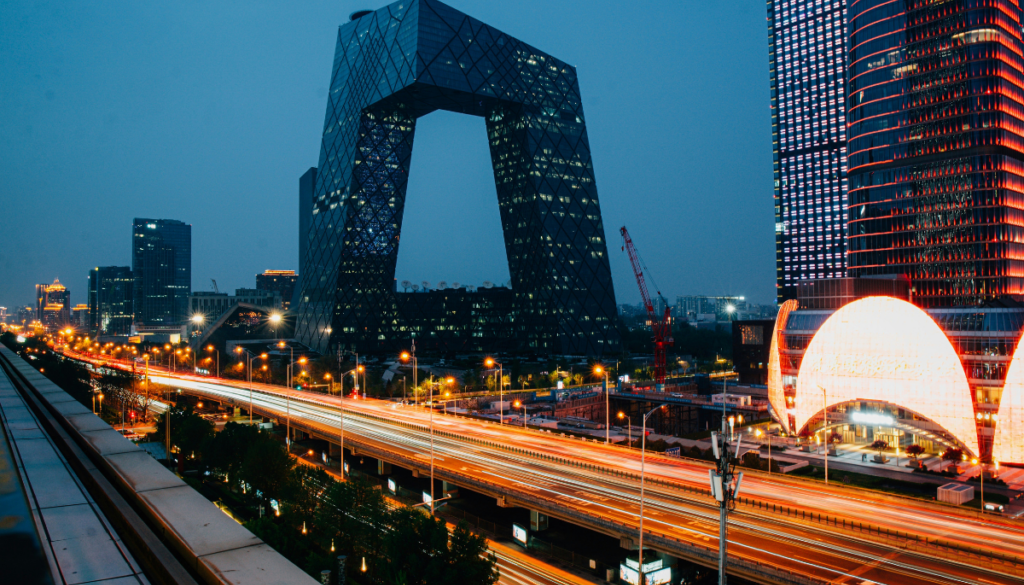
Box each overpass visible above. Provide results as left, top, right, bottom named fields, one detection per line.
left=63, top=348, right=1024, bottom=585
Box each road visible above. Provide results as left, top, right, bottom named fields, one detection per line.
left=72, top=351, right=1024, bottom=585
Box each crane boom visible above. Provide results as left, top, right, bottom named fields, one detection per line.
left=620, top=226, right=673, bottom=389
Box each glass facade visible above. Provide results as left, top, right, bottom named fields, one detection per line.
left=132, top=218, right=191, bottom=326
left=847, top=1, right=1024, bottom=307
left=88, top=266, right=133, bottom=336
left=767, top=0, right=850, bottom=303
left=295, top=0, right=620, bottom=356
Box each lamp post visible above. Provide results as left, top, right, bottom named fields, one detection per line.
left=617, top=412, right=632, bottom=447
left=205, top=345, right=219, bottom=378
left=756, top=427, right=773, bottom=475
left=513, top=400, right=526, bottom=427
left=190, top=314, right=204, bottom=352
left=337, top=365, right=363, bottom=478
left=637, top=404, right=665, bottom=585
left=485, top=357, right=503, bottom=424
left=972, top=458, right=985, bottom=511
left=400, top=350, right=417, bottom=406
left=235, top=347, right=268, bottom=424
left=818, top=385, right=828, bottom=485
left=595, top=365, right=609, bottom=444
left=269, top=313, right=282, bottom=340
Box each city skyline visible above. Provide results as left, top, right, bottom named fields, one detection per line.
left=0, top=0, right=775, bottom=312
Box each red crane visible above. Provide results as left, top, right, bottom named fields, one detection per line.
left=620, top=226, right=674, bottom=389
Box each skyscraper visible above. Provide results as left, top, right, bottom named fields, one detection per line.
left=89, top=266, right=134, bottom=336
left=132, top=219, right=191, bottom=325
left=38, top=279, right=71, bottom=330
left=297, top=167, right=315, bottom=310
left=767, top=0, right=849, bottom=303
left=294, top=0, right=620, bottom=356
left=847, top=1, right=1024, bottom=307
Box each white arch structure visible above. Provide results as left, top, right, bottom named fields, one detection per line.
left=792, top=297, right=979, bottom=457
left=994, top=341, right=1024, bottom=463
left=767, top=299, right=799, bottom=433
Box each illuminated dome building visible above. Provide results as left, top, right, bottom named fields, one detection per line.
left=768, top=294, right=1024, bottom=462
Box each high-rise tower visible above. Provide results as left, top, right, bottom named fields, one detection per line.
left=767, top=0, right=849, bottom=303
left=847, top=1, right=1024, bottom=307
left=294, top=0, right=620, bottom=355
left=132, top=219, right=191, bottom=325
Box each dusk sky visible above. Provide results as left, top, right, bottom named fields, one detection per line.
left=0, top=0, right=773, bottom=312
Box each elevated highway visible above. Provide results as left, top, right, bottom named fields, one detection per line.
left=68, top=349, right=1024, bottom=585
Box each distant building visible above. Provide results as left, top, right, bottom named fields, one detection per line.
left=132, top=218, right=191, bottom=325
left=676, top=295, right=746, bottom=322
left=37, top=279, right=71, bottom=330
left=256, top=270, right=298, bottom=311
left=732, top=319, right=774, bottom=385
left=71, top=304, right=90, bottom=329
left=190, top=289, right=282, bottom=324
left=89, top=266, right=134, bottom=336
left=297, top=167, right=315, bottom=308
left=15, top=306, right=34, bottom=326
left=0, top=307, right=6, bottom=324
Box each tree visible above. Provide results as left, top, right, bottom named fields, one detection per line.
left=941, top=447, right=964, bottom=463
left=905, top=444, right=925, bottom=461
left=870, top=439, right=888, bottom=459
left=571, top=373, right=583, bottom=386
left=155, top=404, right=213, bottom=472
left=205, top=422, right=261, bottom=483
left=240, top=432, right=294, bottom=504
left=381, top=511, right=497, bottom=585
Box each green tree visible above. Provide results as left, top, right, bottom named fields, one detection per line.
left=240, top=432, right=294, bottom=504
left=381, top=511, right=497, bottom=585
left=205, top=421, right=261, bottom=483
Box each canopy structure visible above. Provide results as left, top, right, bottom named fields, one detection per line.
left=994, top=341, right=1024, bottom=463
left=767, top=299, right=798, bottom=433
left=792, top=297, right=979, bottom=456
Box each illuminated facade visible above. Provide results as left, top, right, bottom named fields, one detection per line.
left=37, top=279, right=71, bottom=330
left=767, top=0, right=849, bottom=303
left=769, top=296, right=1024, bottom=461
left=846, top=1, right=1024, bottom=307
left=255, top=270, right=298, bottom=311
left=295, top=0, right=619, bottom=356
left=996, top=341, right=1024, bottom=463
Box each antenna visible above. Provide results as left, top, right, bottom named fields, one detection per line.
left=401, top=280, right=411, bottom=292
left=437, top=281, right=448, bottom=289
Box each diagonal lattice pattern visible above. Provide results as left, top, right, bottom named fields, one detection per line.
left=294, top=0, right=620, bottom=356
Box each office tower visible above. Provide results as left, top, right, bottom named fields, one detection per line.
left=256, top=270, right=297, bottom=311
left=847, top=1, right=1024, bottom=307
left=294, top=0, right=620, bottom=355
left=132, top=219, right=191, bottom=325
left=767, top=0, right=849, bottom=303
left=0, top=307, right=6, bottom=324
left=89, top=266, right=134, bottom=336
left=297, top=166, right=315, bottom=309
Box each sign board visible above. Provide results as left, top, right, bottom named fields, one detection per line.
left=664, top=446, right=681, bottom=457
left=556, top=381, right=564, bottom=389
left=422, top=491, right=432, bottom=505
left=128, top=336, right=142, bottom=344
left=619, top=563, right=671, bottom=585
left=512, top=524, right=528, bottom=546
left=388, top=478, right=396, bottom=494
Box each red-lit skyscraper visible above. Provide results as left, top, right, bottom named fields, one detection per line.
left=847, top=0, right=1024, bottom=307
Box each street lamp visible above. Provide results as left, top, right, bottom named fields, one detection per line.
left=205, top=345, right=219, bottom=377
left=485, top=357, right=503, bottom=424
left=972, top=458, right=985, bottom=511
left=400, top=350, right=417, bottom=406
left=618, top=411, right=631, bottom=447
left=595, top=365, right=609, bottom=444
left=513, top=400, right=526, bottom=427
left=755, top=427, right=772, bottom=475
left=637, top=404, right=666, bottom=585
left=269, top=313, right=282, bottom=339
left=235, top=347, right=268, bottom=424
left=336, top=364, right=363, bottom=478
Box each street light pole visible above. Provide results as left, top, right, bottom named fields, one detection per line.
left=820, top=385, right=828, bottom=486
left=430, top=377, right=435, bottom=515
left=637, top=405, right=664, bottom=585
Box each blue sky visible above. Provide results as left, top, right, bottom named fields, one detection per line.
left=0, top=0, right=774, bottom=311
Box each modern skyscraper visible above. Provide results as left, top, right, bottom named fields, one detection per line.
left=256, top=270, right=297, bottom=311
left=297, top=167, right=315, bottom=309
left=294, top=0, right=620, bottom=356
left=89, top=266, right=134, bottom=336
left=132, top=219, right=191, bottom=325
left=767, top=0, right=849, bottom=303
left=847, top=1, right=1024, bottom=307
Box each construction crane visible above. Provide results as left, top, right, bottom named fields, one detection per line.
left=620, top=226, right=674, bottom=390
left=210, top=279, right=219, bottom=294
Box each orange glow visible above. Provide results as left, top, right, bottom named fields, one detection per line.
left=994, top=338, right=1024, bottom=464
left=767, top=299, right=798, bottom=433
left=794, top=297, right=979, bottom=456
left=400, top=351, right=410, bottom=361
left=484, top=357, right=495, bottom=367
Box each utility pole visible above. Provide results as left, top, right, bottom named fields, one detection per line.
left=709, top=384, right=743, bottom=585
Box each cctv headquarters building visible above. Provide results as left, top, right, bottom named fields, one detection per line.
left=294, top=0, right=620, bottom=357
